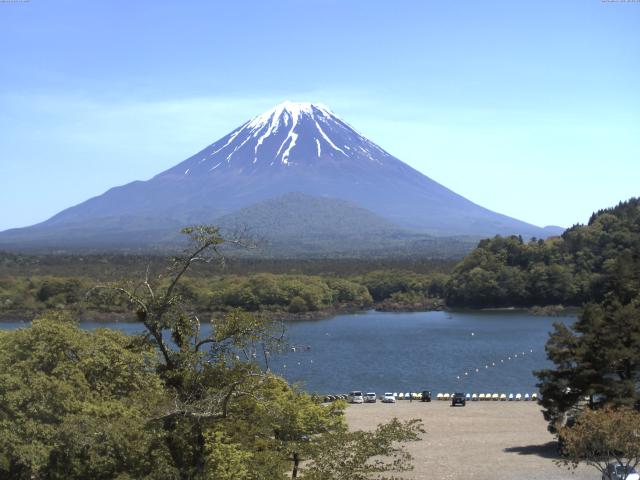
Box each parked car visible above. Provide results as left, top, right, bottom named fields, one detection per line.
left=348, top=391, right=364, bottom=404
left=421, top=390, right=432, bottom=402
left=602, top=463, right=639, bottom=480
left=451, top=392, right=466, bottom=407
left=383, top=392, right=396, bottom=403
left=364, top=392, right=377, bottom=403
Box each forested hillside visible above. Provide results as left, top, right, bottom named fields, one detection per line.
left=445, top=198, right=640, bottom=308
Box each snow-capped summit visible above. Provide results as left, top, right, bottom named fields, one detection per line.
left=245, top=101, right=335, bottom=130
left=0, top=101, right=564, bottom=250
left=167, top=101, right=389, bottom=174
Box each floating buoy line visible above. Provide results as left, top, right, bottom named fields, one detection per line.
left=455, top=348, right=535, bottom=382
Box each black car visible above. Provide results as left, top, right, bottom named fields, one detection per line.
left=451, top=392, right=466, bottom=406
left=421, top=390, right=432, bottom=402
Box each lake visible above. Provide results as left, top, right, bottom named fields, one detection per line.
left=1, top=310, right=573, bottom=395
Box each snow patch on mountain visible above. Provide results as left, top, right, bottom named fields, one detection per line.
left=190, top=101, right=390, bottom=169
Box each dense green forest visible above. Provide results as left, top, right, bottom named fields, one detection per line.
left=445, top=198, right=640, bottom=308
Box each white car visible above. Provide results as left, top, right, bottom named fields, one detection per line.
left=382, top=392, right=396, bottom=403
left=348, top=391, right=364, bottom=404
left=364, top=392, right=377, bottom=403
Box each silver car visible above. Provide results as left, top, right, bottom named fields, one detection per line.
left=364, top=392, right=377, bottom=403
left=347, top=391, right=364, bottom=404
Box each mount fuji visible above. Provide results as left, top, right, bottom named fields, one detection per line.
left=0, top=101, right=562, bottom=253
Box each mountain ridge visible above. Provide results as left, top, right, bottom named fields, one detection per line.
left=0, top=101, right=563, bottom=253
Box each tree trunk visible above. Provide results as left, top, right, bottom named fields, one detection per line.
left=292, top=452, right=300, bottom=478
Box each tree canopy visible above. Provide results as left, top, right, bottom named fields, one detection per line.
left=557, top=406, right=640, bottom=479
left=445, top=198, right=640, bottom=308
left=535, top=296, right=640, bottom=431
left=0, top=312, right=173, bottom=479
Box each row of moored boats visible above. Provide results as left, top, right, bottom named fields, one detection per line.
left=435, top=392, right=537, bottom=401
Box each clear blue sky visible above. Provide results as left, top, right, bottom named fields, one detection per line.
left=1, top=0, right=638, bottom=231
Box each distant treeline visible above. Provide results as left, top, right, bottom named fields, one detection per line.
left=0, top=252, right=455, bottom=278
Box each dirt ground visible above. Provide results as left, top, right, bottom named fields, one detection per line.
left=345, top=401, right=596, bottom=480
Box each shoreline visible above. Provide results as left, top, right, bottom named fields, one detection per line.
left=0, top=302, right=579, bottom=323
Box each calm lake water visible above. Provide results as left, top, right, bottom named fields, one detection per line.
left=1, top=310, right=573, bottom=395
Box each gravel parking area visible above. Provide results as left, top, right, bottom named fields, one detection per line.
left=345, top=401, right=595, bottom=480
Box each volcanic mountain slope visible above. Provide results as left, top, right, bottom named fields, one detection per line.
left=213, top=193, right=478, bottom=258
left=0, top=101, right=562, bottom=251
